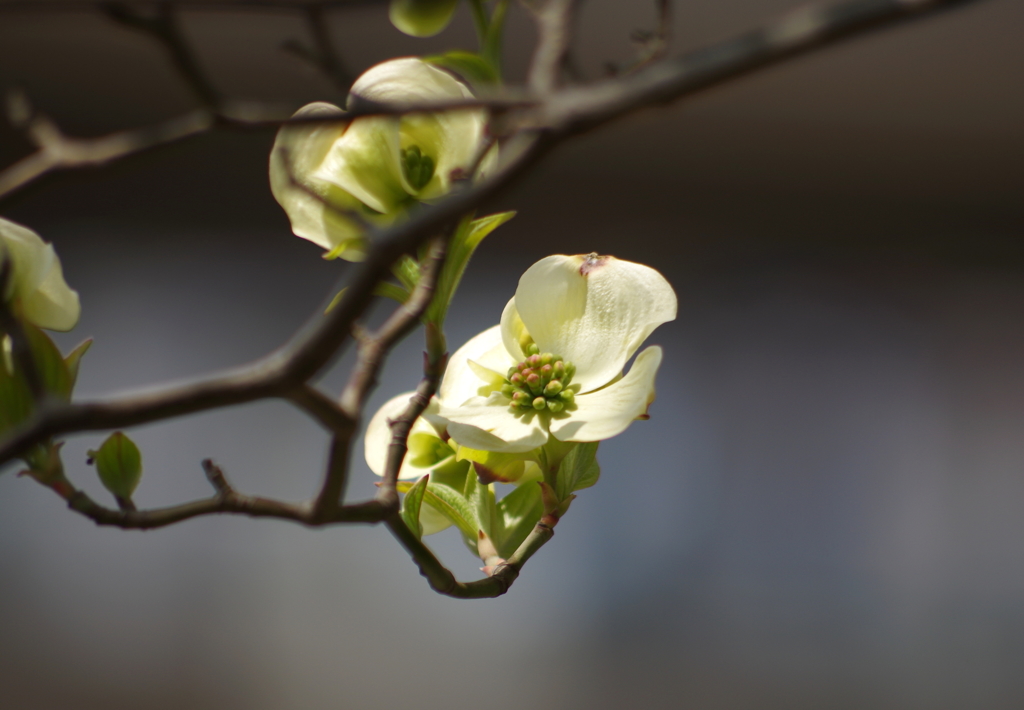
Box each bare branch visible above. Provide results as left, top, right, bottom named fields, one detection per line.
left=282, top=4, right=352, bottom=93
left=385, top=509, right=558, bottom=599
left=102, top=1, right=221, bottom=109
left=0, top=102, right=214, bottom=202
left=526, top=0, right=580, bottom=94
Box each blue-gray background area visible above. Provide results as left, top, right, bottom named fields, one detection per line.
left=2, top=0, right=1024, bottom=708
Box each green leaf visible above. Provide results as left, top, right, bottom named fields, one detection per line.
left=0, top=355, right=32, bottom=436
left=398, top=480, right=478, bottom=541
left=400, top=474, right=429, bottom=539
left=496, top=481, right=543, bottom=558
left=424, top=51, right=499, bottom=88
left=23, top=324, right=72, bottom=400
left=64, top=338, right=93, bottom=391
left=555, top=441, right=601, bottom=502
left=426, top=210, right=516, bottom=326
left=468, top=474, right=499, bottom=542
left=89, top=431, right=143, bottom=500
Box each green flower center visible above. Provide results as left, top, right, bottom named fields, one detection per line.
left=401, top=145, right=435, bottom=191
left=407, top=432, right=454, bottom=468
left=501, top=343, right=579, bottom=413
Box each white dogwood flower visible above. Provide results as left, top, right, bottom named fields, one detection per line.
left=0, top=217, right=80, bottom=331
left=364, top=392, right=462, bottom=535
left=270, top=57, right=493, bottom=261
left=437, top=254, right=677, bottom=453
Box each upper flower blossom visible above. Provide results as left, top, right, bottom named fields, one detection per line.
left=0, top=217, right=80, bottom=331
left=270, top=57, right=494, bottom=261
left=437, top=254, right=677, bottom=453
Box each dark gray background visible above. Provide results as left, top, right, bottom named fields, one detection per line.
left=2, top=0, right=1024, bottom=708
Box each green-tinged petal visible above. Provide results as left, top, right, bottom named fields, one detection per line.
left=549, top=346, right=663, bottom=443
left=0, top=217, right=80, bottom=331
left=350, top=56, right=472, bottom=107
left=389, top=0, right=460, bottom=37
left=455, top=446, right=527, bottom=484
left=364, top=392, right=448, bottom=480
left=312, top=116, right=408, bottom=214
left=439, top=325, right=514, bottom=407
left=269, top=102, right=370, bottom=257
left=441, top=392, right=549, bottom=453
left=499, top=297, right=528, bottom=362
left=513, top=254, right=677, bottom=393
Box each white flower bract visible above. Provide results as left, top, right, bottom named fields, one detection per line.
left=364, top=392, right=456, bottom=535
left=437, top=254, right=677, bottom=453
left=270, top=57, right=494, bottom=261
left=0, top=217, right=80, bottom=332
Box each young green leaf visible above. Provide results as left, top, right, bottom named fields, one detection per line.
left=426, top=210, right=516, bottom=326
left=400, top=474, right=430, bottom=539
left=63, top=338, right=93, bottom=391
left=424, top=51, right=500, bottom=88
left=398, top=480, right=478, bottom=540
left=89, top=431, right=143, bottom=501
left=496, top=481, right=543, bottom=558
left=555, top=441, right=601, bottom=502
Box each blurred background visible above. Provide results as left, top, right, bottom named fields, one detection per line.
left=2, top=0, right=1024, bottom=707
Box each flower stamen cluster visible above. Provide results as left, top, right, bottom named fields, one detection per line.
left=401, top=145, right=435, bottom=191
left=501, top=344, right=578, bottom=413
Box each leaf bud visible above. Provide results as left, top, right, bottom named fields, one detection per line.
left=88, top=431, right=143, bottom=501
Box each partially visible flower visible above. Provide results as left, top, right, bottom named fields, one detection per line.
left=364, top=392, right=463, bottom=535
left=389, top=0, right=460, bottom=37
left=0, top=217, right=80, bottom=331
left=270, top=57, right=494, bottom=261
left=437, top=253, right=677, bottom=453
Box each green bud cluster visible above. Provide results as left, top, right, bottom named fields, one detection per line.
left=501, top=343, right=578, bottom=414
left=401, top=145, right=436, bottom=191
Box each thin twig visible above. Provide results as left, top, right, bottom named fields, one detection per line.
left=385, top=509, right=557, bottom=598
left=102, top=1, right=221, bottom=109
left=0, top=104, right=214, bottom=202
left=526, top=0, right=579, bottom=94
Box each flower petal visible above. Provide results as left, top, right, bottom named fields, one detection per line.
left=440, top=393, right=549, bottom=453
left=312, top=116, right=409, bottom=214
left=549, top=346, right=663, bottom=443
left=269, top=102, right=370, bottom=257
left=513, top=254, right=677, bottom=393
left=349, top=58, right=484, bottom=202
left=499, top=297, right=527, bottom=362
left=0, top=217, right=80, bottom=331
left=439, top=325, right=514, bottom=407
left=364, top=392, right=445, bottom=480
left=350, top=57, right=472, bottom=105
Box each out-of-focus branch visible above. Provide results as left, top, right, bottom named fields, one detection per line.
left=281, top=4, right=352, bottom=93
left=526, top=0, right=579, bottom=94
left=0, top=97, right=214, bottom=202
left=102, top=1, right=221, bottom=108
left=631, top=0, right=673, bottom=70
